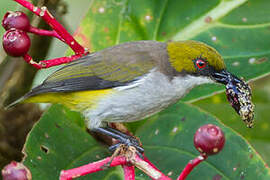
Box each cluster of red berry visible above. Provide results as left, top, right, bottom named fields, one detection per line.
left=2, top=3, right=87, bottom=70
left=2, top=11, right=31, bottom=57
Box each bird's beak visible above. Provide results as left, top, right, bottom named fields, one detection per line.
left=212, top=69, right=242, bottom=86
left=211, top=69, right=255, bottom=128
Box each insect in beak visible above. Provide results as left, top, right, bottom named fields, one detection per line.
left=212, top=70, right=255, bottom=128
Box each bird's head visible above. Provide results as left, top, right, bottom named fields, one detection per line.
left=167, top=40, right=237, bottom=86
left=167, top=40, right=254, bottom=128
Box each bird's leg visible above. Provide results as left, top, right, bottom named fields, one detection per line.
left=92, top=127, right=144, bottom=158
left=101, top=144, right=125, bottom=169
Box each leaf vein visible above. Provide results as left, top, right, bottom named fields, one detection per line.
left=216, top=22, right=270, bottom=29
left=171, top=0, right=247, bottom=40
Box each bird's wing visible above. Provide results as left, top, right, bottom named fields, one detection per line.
left=27, top=43, right=158, bottom=97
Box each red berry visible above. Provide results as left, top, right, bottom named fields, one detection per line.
left=2, top=11, right=30, bottom=31
left=194, top=124, right=225, bottom=156
left=3, top=29, right=31, bottom=57
left=2, top=161, right=32, bottom=180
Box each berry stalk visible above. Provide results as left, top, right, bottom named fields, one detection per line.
left=28, top=26, right=63, bottom=40
left=23, top=53, right=85, bottom=69
left=177, top=155, right=206, bottom=180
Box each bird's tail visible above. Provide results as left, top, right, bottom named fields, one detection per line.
left=5, top=96, right=25, bottom=110
left=4, top=83, right=62, bottom=109
left=5, top=89, right=113, bottom=111
left=4, top=92, right=36, bottom=110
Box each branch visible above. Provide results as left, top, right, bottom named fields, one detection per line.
left=59, top=154, right=171, bottom=180
left=122, top=165, right=135, bottom=180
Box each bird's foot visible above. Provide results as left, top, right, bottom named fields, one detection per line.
left=102, top=144, right=139, bottom=169
left=93, top=127, right=144, bottom=160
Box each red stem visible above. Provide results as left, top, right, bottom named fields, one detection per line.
left=23, top=53, right=85, bottom=69
left=60, top=156, right=127, bottom=180
left=28, top=26, right=63, bottom=41
left=122, top=165, right=135, bottom=180
left=13, top=0, right=86, bottom=55
left=177, top=155, right=206, bottom=180
left=59, top=154, right=171, bottom=180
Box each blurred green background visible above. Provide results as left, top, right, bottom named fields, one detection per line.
left=0, top=0, right=269, bottom=174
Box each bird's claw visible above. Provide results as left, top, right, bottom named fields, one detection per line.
left=109, top=136, right=144, bottom=159
left=93, top=127, right=144, bottom=160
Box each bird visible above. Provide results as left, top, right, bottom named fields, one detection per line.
left=8, top=40, right=247, bottom=154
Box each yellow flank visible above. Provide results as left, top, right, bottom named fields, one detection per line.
left=167, top=41, right=225, bottom=73
left=24, top=89, right=114, bottom=111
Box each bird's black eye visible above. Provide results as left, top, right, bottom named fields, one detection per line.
left=195, top=59, right=207, bottom=69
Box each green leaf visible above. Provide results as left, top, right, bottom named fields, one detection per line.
left=23, top=103, right=270, bottom=179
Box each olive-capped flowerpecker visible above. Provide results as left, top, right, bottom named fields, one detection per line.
left=9, top=40, right=253, bottom=153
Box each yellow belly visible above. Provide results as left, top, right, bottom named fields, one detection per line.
left=24, top=89, right=114, bottom=111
